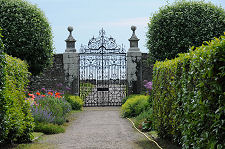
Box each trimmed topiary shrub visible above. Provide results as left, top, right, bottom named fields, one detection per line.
left=64, top=94, right=84, bottom=110
left=152, top=34, right=225, bottom=148
left=121, top=95, right=150, bottom=118
left=0, top=54, right=34, bottom=143
left=0, top=0, right=54, bottom=75
left=147, top=0, right=225, bottom=63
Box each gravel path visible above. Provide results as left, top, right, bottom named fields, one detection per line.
left=40, top=107, right=158, bottom=149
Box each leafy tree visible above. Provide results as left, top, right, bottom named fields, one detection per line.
left=0, top=0, right=54, bottom=75
left=147, top=0, right=225, bottom=63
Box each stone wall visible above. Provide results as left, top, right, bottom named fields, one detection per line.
left=29, top=54, right=67, bottom=92
left=129, top=53, right=153, bottom=94
left=142, top=53, right=153, bottom=82
left=29, top=53, right=153, bottom=94
left=29, top=26, right=153, bottom=96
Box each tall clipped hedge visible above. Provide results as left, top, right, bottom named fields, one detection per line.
left=0, top=0, right=53, bottom=75
left=0, top=28, right=4, bottom=96
left=0, top=30, right=5, bottom=133
left=0, top=54, right=34, bottom=143
left=152, top=35, right=225, bottom=148
left=147, top=0, right=225, bottom=63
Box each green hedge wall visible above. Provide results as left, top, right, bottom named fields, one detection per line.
left=0, top=28, right=5, bottom=101
left=0, top=54, right=34, bottom=143
left=0, top=28, right=7, bottom=143
left=152, top=35, right=225, bottom=148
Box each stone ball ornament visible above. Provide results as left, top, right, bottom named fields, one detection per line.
left=131, top=26, right=137, bottom=31
left=68, top=26, right=73, bottom=32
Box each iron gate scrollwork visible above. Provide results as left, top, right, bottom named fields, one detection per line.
left=79, top=29, right=127, bottom=106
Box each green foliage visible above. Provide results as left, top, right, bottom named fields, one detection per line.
left=147, top=0, right=225, bottom=63
left=152, top=35, right=225, bottom=148
left=0, top=54, right=34, bottom=143
left=0, top=28, right=5, bottom=112
left=64, top=94, right=84, bottom=110
left=121, top=94, right=138, bottom=104
left=0, top=28, right=6, bottom=143
left=0, top=0, right=54, bottom=75
left=121, top=95, right=150, bottom=118
left=34, top=123, right=65, bottom=134
left=133, top=108, right=153, bottom=132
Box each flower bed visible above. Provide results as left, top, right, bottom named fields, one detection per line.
left=26, top=89, right=72, bottom=125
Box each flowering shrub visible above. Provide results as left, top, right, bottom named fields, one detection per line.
left=143, top=80, right=152, bottom=95
left=26, top=89, right=72, bottom=125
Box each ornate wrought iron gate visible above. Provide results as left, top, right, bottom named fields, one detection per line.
left=79, top=29, right=127, bottom=106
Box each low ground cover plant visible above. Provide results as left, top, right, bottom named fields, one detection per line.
left=34, top=122, right=65, bottom=134
left=134, top=108, right=153, bottom=132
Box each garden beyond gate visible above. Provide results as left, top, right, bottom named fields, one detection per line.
left=79, top=29, right=127, bottom=106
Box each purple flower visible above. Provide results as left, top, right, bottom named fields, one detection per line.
left=48, top=89, right=53, bottom=92
left=66, top=87, right=71, bottom=90
left=143, top=80, right=152, bottom=95
left=57, top=83, right=63, bottom=87
left=144, top=81, right=152, bottom=90
left=31, top=106, right=55, bottom=123
left=143, top=80, right=148, bottom=84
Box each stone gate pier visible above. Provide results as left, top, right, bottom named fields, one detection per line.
left=29, top=26, right=153, bottom=98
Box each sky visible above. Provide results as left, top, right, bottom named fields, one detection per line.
left=27, top=0, right=225, bottom=54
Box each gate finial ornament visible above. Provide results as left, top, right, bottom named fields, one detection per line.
left=65, top=26, right=76, bottom=52
left=80, top=28, right=125, bottom=53
left=99, top=28, right=105, bottom=37
left=128, top=25, right=140, bottom=51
